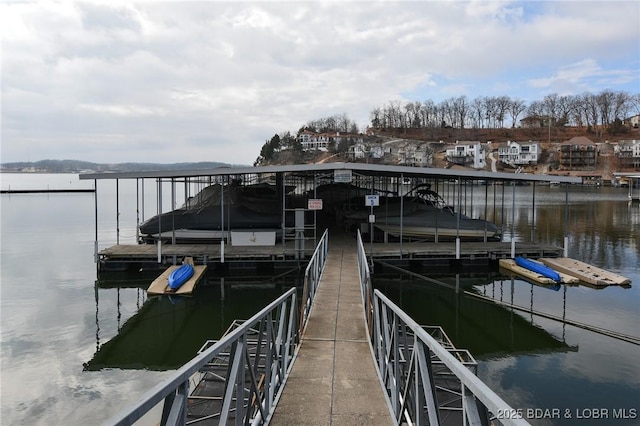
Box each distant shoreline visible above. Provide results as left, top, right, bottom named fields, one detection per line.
left=1, top=188, right=96, bottom=194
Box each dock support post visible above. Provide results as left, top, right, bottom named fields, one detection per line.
left=510, top=181, right=516, bottom=259
left=136, top=179, right=140, bottom=243
left=93, top=179, right=99, bottom=267
left=116, top=179, right=120, bottom=245
left=157, top=179, right=162, bottom=262
left=563, top=183, right=569, bottom=258
left=221, top=239, right=225, bottom=263
left=530, top=182, right=537, bottom=242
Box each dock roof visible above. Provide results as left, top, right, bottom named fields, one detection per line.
left=79, top=162, right=581, bottom=184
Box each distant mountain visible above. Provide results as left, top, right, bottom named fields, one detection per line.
left=0, top=159, right=239, bottom=173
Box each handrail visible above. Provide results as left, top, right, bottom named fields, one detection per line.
left=104, top=288, right=299, bottom=426
left=299, top=228, right=329, bottom=334
left=355, top=229, right=528, bottom=425
left=356, top=229, right=375, bottom=338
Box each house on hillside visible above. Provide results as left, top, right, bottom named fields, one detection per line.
left=397, top=143, right=433, bottom=167
left=298, top=130, right=330, bottom=151
left=410, top=144, right=433, bottom=167
left=559, top=136, right=597, bottom=169
left=622, top=114, right=640, bottom=129
left=615, top=140, right=640, bottom=169
left=297, top=130, right=364, bottom=152
left=497, top=141, right=540, bottom=166
left=520, top=115, right=546, bottom=128
left=445, top=141, right=485, bottom=169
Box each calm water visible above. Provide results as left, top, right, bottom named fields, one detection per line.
left=1, top=173, right=639, bottom=425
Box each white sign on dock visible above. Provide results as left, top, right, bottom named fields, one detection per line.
left=334, top=169, right=352, bottom=183
left=365, top=194, right=380, bottom=206
left=308, top=199, right=323, bottom=210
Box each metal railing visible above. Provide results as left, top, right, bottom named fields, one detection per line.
left=355, top=230, right=528, bottom=426
left=104, top=288, right=299, bottom=426
left=299, top=228, right=329, bottom=334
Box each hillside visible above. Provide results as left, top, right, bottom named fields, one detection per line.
left=299, top=126, right=640, bottom=181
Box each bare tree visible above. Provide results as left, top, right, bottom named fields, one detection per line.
left=613, top=91, right=631, bottom=123
left=452, top=95, right=469, bottom=128
left=483, top=97, right=499, bottom=128
left=421, top=100, right=437, bottom=128
left=542, top=93, right=560, bottom=122
left=469, top=97, right=485, bottom=128
left=495, top=96, right=511, bottom=128
left=556, top=95, right=576, bottom=126
left=508, top=98, right=526, bottom=127
left=597, top=90, right=616, bottom=129
left=370, top=107, right=382, bottom=128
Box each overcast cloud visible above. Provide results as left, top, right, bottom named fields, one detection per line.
left=2, top=1, right=639, bottom=165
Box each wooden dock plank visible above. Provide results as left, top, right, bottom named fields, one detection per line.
left=540, top=257, right=631, bottom=286
left=147, top=264, right=207, bottom=296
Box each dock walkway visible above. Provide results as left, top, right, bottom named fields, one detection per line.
left=270, top=237, right=393, bottom=425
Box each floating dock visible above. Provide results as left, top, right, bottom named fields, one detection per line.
left=147, top=258, right=207, bottom=296
left=539, top=257, right=631, bottom=286
left=499, top=259, right=579, bottom=285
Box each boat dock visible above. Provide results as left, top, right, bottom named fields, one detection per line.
left=97, top=240, right=566, bottom=272
left=540, top=257, right=631, bottom=286
left=269, top=238, right=393, bottom=425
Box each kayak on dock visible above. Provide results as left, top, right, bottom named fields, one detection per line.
left=514, top=256, right=562, bottom=283
left=168, top=263, right=195, bottom=291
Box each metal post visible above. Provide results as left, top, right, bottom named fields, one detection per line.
left=511, top=181, right=516, bottom=258
left=563, top=183, right=569, bottom=257
left=136, top=178, right=140, bottom=243
left=171, top=178, right=176, bottom=246
left=116, top=179, right=120, bottom=245
left=484, top=182, right=489, bottom=242
left=314, top=172, right=317, bottom=244
left=94, top=179, right=98, bottom=267
left=221, top=175, right=225, bottom=263
left=456, top=178, right=461, bottom=259
left=370, top=176, right=374, bottom=256
left=157, top=179, right=162, bottom=263
left=531, top=181, right=536, bottom=242
left=400, top=173, right=404, bottom=256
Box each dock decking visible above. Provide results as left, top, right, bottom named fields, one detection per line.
left=97, top=240, right=565, bottom=271
left=269, top=239, right=393, bottom=425
left=146, top=263, right=207, bottom=295
left=539, top=257, right=631, bottom=286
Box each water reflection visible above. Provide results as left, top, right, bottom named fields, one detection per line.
left=374, top=273, right=576, bottom=358
left=86, top=275, right=297, bottom=371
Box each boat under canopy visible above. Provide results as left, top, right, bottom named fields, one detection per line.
left=343, top=184, right=501, bottom=241
left=138, top=181, right=294, bottom=243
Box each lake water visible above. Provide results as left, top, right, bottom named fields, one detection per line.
left=1, top=173, right=638, bottom=425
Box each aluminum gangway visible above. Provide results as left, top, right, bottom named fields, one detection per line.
left=356, top=230, right=528, bottom=425
left=103, top=228, right=526, bottom=425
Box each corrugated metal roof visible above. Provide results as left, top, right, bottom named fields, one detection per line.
left=79, top=162, right=582, bottom=183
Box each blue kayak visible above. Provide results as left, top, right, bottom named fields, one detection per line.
left=514, top=256, right=561, bottom=283
left=168, top=263, right=195, bottom=290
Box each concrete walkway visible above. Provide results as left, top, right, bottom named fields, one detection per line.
left=270, top=240, right=393, bottom=425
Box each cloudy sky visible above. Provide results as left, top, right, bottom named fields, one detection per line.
left=2, top=1, right=639, bottom=166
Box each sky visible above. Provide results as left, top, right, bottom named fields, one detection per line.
left=2, top=1, right=639, bottom=166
